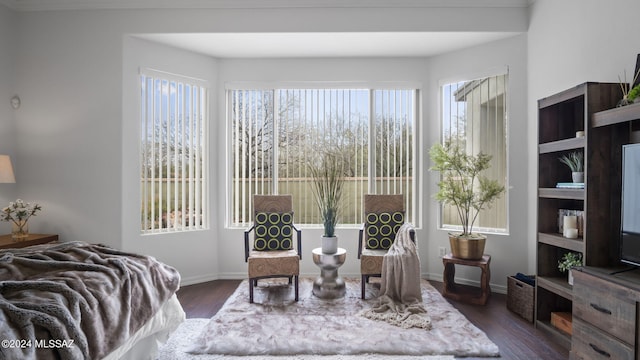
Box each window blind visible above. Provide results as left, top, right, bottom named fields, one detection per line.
left=140, top=69, right=209, bottom=233
left=441, top=73, right=507, bottom=232
left=229, top=87, right=416, bottom=227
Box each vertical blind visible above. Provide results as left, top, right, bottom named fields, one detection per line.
left=140, top=69, right=209, bottom=233
left=441, top=73, right=508, bottom=232
left=229, top=87, right=415, bottom=227
left=373, top=89, right=415, bottom=216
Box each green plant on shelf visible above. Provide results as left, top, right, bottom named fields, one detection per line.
left=618, top=68, right=640, bottom=106
left=558, top=252, right=583, bottom=273
left=558, top=151, right=583, bottom=173
left=628, top=83, right=640, bottom=102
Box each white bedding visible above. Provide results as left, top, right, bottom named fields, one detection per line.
left=103, top=294, right=185, bottom=360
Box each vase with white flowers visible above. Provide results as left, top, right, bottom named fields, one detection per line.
left=1, top=199, right=42, bottom=241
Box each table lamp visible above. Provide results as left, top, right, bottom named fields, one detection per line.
left=0, top=155, right=16, bottom=183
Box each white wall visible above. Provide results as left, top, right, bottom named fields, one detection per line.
left=4, top=3, right=530, bottom=288
left=427, top=34, right=529, bottom=283
left=215, top=57, right=431, bottom=280
left=121, top=36, right=219, bottom=284
left=0, top=5, right=18, bottom=205
left=214, top=36, right=529, bottom=293
left=11, top=10, right=124, bottom=243
left=527, top=0, right=640, bottom=273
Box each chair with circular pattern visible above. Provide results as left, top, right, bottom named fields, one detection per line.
left=244, top=195, right=302, bottom=303
left=357, top=194, right=414, bottom=299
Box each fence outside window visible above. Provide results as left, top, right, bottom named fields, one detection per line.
left=229, top=87, right=416, bottom=227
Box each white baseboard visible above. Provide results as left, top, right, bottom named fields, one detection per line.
left=179, top=273, right=219, bottom=286
left=199, top=271, right=507, bottom=294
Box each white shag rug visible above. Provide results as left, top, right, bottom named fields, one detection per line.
left=161, top=278, right=499, bottom=358
left=158, top=318, right=455, bottom=360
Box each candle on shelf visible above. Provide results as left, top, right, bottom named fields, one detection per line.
left=564, top=228, right=579, bottom=239
left=563, top=215, right=577, bottom=231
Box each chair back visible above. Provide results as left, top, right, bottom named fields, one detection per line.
left=362, top=194, right=405, bottom=251
left=252, top=195, right=296, bottom=252
left=254, top=195, right=293, bottom=213
left=364, top=194, right=404, bottom=213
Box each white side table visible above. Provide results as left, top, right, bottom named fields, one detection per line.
left=311, top=247, right=347, bottom=299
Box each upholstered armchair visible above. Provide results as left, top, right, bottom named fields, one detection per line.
left=357, top=194, right=414, bottom=299
left=244, top=195, right=302, bottom=303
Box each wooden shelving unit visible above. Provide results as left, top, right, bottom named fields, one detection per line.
left=536, top=82, right=623, bottom=348
left=592, top=101, right=640, bottom=128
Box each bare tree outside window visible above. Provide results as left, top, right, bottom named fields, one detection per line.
left=140, top=71, right=209, bottom=233
left=229, top=87, right=416, bottom=227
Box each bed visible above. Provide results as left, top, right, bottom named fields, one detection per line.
left=0, top=241, right=185, bottom=360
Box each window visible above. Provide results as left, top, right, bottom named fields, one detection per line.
left=229, top=87, right=416, bottom=227
left=140, top=69, right=209, bottom=233
left=441, top=73, right=508, bottom=233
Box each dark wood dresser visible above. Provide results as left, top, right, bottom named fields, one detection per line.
left=571, top=267, right=640, bottom=359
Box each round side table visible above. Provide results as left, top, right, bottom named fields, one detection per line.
left=311, top=247, right=347, bottom=299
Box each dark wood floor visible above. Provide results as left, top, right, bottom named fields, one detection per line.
left=176, top=279, right=569, bottom=359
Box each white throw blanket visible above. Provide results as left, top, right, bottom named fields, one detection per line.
left=361, top=223, right=432, bottom=330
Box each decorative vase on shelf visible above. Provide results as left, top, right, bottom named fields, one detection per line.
left=11, top=220, right=29, bottom=241
left=321, top=236, right=338, bottom=254
left=572, top=171, right=584, bottom=183
left=568, top=269, right=574, bottom=286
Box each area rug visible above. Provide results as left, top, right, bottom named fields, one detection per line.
left=158, top=318, right=455, bottom=359
left=178, top=277, right=499, bottom=358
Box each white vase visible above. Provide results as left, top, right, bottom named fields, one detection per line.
left=568, top=269, right=574, bottom=286
left=321, top=236, right=338, bottom=254
left=572, top=171, right=584, bottom=183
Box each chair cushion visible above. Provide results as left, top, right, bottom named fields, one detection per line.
left=248, top=249, right=300, bottom=278
left=364, top=211, right=404, bottom=250
left=254, top=212, right=294, bottom=251
left=360, top=248, right=387, bottom=275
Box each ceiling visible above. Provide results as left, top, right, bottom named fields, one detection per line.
left=136, top=32, right=521, bottom=59
left=2, top=0, right=533, bottom=11
left=1, top=0, right=528, bottom=59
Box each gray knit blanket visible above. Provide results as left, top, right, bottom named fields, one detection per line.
left=0, top=241, right=181, bottom=360
left=361, top=223, right=432, bottom=330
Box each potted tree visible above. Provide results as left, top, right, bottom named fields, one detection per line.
left=429, top=141, right=505, bottom=259
left=308, top=150, right=346, bottom=254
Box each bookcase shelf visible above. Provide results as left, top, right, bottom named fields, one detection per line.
left=537, top=276, right=573, bottom=301
left=538, top=188, right=584, bottom=200
left=538, top=233, right=584, bottom=252
left=538, top=137, right=585, bottom=154
left=592, top=101, right=640, bottom=128
left=536, top=82, right=622, bottom=349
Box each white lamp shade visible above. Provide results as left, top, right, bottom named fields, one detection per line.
left=0, top=155, right=16, bottom=183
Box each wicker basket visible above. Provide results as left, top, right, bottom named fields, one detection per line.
left=507, top=275, right=534, bottom=322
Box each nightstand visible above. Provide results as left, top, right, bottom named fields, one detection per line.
left=0, top=234, right=58, bottom=250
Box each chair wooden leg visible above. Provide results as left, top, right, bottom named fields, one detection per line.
left=361, top=275, right=367, bottom=299
left=288, top=276, right=293, bottom=284
left=249, top=278, right=254, bottom=303
left=294, top=275, right=299, bottom=301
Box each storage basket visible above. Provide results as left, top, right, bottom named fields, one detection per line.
left=507, top=275, right=535, bottom=322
